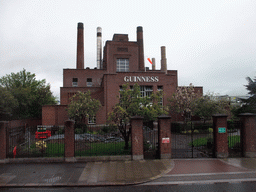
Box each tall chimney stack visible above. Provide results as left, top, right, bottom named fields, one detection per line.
left=137, top=26, right=145, bottom=71
left=76, top=22, right=84, bottom=69
left=161, top=46, right=167, bottom=74
left=152, top=58, right=156, bottom=70
left=97, top=27, right=102, bottom=69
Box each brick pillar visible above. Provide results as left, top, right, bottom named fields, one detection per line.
left=239, top=113, right=256, bottom=158
left=0, top=121, right=8, bottom=160
left=212, top=114, right=228, bottom=158
left=131, top=116, right=144, bottom=160
left=65, top=120, right=76, bottom=162
left=158, top=115, right=172, bottom=159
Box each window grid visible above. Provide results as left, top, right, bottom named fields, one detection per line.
left=116, top=59, right=129, bottom=72
left=140, top=86, right=153, bottom=98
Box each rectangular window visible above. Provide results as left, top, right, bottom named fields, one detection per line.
left=140, top=86, right=153, bottom=98
left=116, top=59, right=129, bottom=72
left=72, top=78, right=78, bottom=87
left=87, top=78, right=92, bottom=87
left=88, top=116, right=96, bottom=124
left=140, top=86, right=153, bottom=107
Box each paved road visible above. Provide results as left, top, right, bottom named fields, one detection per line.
left=1, top=182, right=256, bottom=192
left=142, top=159, right=256, bottom=186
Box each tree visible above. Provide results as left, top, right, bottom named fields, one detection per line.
left=0, top=69, right=57, bottom=119
left=67, top=91, right=102, bottom=124
left=168, top=83, right=201, bottom=122
left=0, top=87, right=18, bottom=120
left=191, top=93, right=231, bottom=122
left=108, top=83, right=167, bottom=149
left=236, top=76, right=256, bottom=114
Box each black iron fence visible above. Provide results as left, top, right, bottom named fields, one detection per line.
left=75, top=124, right=131, bottom=156
left=227, top=120, right=242, bottom=157
left=171, top=121, right=214, bottom=158
left=7, top=125, right=65, bottom=158
left=143, top=126, right=159, bottom=159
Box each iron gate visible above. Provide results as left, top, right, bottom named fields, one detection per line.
left=171, top=121, right=214, bottom=158
left=227, top=120, right=242, bottom=157
left=7, top=125, right=64, bottom=158
left=143, top=125, right=159, bottom=159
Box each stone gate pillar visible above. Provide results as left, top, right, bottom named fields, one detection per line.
left=0, top=122, right=8, bottom=160
left=212, top=114, right=228, bottom=158
left=158, top=114, right=172, bottom=159
left=131, top=116, right=144, bottom=160
left=239, top=113, right=256, bottom=158
left=65, top=120, right=76, bottom=162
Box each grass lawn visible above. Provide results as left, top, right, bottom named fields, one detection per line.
left=28, top=141, right=130, bottom=157
left=26, top=142, right=65, bottom=157
left=75, top=141, right=131, bottom=156
left=189, top=135, right=240, bottom=148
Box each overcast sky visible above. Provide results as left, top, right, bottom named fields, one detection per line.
left=1, top=0, right=256, bottom=100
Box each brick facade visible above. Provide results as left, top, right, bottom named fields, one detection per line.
left=239, top=113, right=256, bottom=157
left=64, top=120, right=75, bottom=160
left=131, top=116, right=144, bottom=160
left=158, top=115, right=172, bottom=159
left=0, top=122, right=8, bottom=160
left=42, top=23, right=203, bottom=126
left=213, top=114, right=229, bottom=158
left=42, top=105, right=68, bottom=126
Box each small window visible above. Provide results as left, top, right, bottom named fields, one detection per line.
left=116, top=59, right=129, bottom=72
left=87, top=78, right=92, bottom=87
left=88, top=116, right=96, bottom=124
left=72, top=78, right=78, bottom=87
left=157, top=86, right=163, bottom=91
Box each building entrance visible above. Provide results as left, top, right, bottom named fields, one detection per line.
left=171, top=121, right=214, bottom=158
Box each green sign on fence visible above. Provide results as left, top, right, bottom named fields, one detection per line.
left=218, top=127, right=226, bottom=133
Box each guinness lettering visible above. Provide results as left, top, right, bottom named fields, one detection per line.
left=124, top=76, right=159, bottom=82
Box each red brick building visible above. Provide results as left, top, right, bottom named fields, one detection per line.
left=42, top=23, right=202, bottom=126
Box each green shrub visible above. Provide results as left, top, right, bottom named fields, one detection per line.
left=208, top=128, right=213, bottom=133
left=75, top=123, right=87, bottom=133
left=101, top=125, right=118, bottom=134
left=75, top=128, right=83, bottom=134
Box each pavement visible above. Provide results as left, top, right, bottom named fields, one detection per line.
left=1, top=158, right=256, bottom=187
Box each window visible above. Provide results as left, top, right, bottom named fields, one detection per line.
left=72, top=78, right=78, bottom=87
left=140, top=86, right=153, bottom=98
left=116, top=59, right=129, bottom=72
left=87, top=78, right=92, bottom=87
left=157, top=86, right=163, bottom=106
left=88, top=116, right=96, bottom=124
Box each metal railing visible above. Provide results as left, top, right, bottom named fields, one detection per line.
left=74, top=124, right=131, bottom=156
left=171, top=121, right=214, bottom=158
left=7, top=125, right=65, bottom=158
left=227, top=120, right=242, bottom=157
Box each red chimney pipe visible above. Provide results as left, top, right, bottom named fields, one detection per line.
left=76, top=22, right=84, bottom=69
left=137, top=26, right=145, bottom=71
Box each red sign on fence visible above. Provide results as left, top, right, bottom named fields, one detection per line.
left=162, top=138, right=170, bottom=143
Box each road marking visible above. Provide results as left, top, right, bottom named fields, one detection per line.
left=163, top=171, right=256, bottom=177
left=141, top=178, right=256, bottom=185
